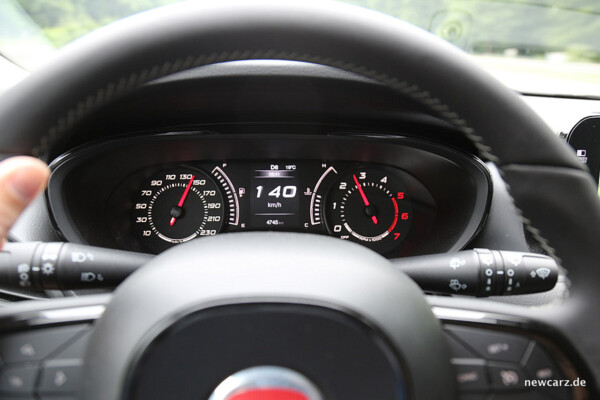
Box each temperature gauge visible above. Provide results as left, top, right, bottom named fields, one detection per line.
left=326, top=167, right=412, bottom=254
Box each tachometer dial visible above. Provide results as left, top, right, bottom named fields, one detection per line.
left=134, top=167, right=225, bottom=252
left=326, top=167, right=412, bottom=254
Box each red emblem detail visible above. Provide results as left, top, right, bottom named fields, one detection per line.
left=227, top=388, right=309, bottom=400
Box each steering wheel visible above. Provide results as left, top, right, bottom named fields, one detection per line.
left=0, top=1, right=599, bottom=399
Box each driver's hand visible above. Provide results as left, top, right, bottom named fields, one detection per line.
left=0, top=156, right=50, bottom=248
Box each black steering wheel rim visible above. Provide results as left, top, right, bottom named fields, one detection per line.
left=1, top=0, right=599, bottom=394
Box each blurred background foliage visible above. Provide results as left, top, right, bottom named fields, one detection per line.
left=6, top=0, right=600, bottom=64
left=14, top=0, right=175, bottom=46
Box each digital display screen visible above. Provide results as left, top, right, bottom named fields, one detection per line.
left=566, top=116, right=600, bottom=197
left=250, top=164, right=300, bottom=228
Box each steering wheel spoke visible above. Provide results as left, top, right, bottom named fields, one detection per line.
left=0, top=279, right=588, bottom=400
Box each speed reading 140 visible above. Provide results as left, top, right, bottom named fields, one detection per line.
left=255, top=185, right=297, bottom=199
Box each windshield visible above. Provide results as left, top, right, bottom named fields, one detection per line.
left=1, top=0, right=599, bottom=97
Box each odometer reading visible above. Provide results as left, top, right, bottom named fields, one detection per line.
left=134, top=167, right=225, bottom=252
left=326, top=167, right=412, bottom=254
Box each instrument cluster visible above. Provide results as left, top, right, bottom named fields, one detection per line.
left=47, top=133, right=491, bottom=258
left=131, top=161, right=418, bottom=254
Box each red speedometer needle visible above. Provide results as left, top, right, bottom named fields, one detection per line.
left=169, top=175, right=195, bottom=226
left=353, top=174, right=378, bottom=225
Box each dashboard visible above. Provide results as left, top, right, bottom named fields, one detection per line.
left=4, top=60, right=597, bottom=300
left=28, top=61, right=600, bottom=265
left=47, top=134, right=490, bottom=258
left=1, top=4, right=599, bottom=397
left=1, top=4, right=599, bottom=398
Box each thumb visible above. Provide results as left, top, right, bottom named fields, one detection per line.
left=0, top=156, right=50, bottom=248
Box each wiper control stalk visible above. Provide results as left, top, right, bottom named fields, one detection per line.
left=392, top=249, right=559, bottom=297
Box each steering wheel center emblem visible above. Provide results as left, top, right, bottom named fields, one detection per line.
left=208, top=366, right=323, bottom=400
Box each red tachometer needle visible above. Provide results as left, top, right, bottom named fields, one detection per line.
left=353, top=174, right=370, bottom=206
left=353, top=174, right=378, bottom=225
left=169, top=175, right=195, bottom=226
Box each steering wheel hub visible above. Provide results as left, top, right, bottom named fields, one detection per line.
left=81, top=232, right=452, bottom=399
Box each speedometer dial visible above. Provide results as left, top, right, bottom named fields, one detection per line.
left=134, top=167, right=225, bottom=252
left=326, top=167, right=412, bottom=254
